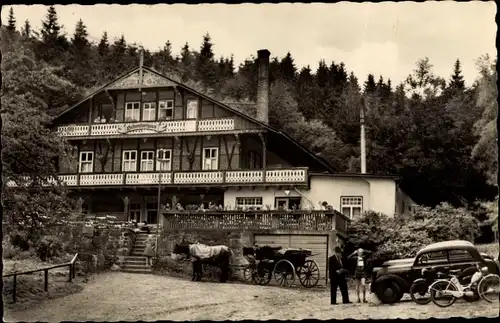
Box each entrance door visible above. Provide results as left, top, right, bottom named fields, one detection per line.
left=253, top=234, right=328, bottom=285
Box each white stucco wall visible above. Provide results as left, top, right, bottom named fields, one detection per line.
left=223, top=175, right=398, bottom=216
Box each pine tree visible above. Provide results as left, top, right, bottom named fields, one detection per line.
left=449, top=59, right=465, bottom=90
left=364, top=74, right=377, bottom=94
left=315, top=60, right=329, bottom=88
left=180, top=43, right=191, bottom=66
left=21, top=19, right=31, bottom=38
left=98, top=31, right=109, bottom=56
left=71, top=19, right=89, bottom=51
left=40, top=5, right=63, bottom=44
left=7, top=7, right=16, bottom=32
left=196, top=33, right=218, bottom=87
left=278, top=52, right=297, bottom=82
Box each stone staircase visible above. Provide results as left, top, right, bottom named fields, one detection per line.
left=120, top=231, right=156, bottom=274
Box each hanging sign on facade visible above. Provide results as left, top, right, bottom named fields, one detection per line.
left=117, top=122, right=168, bottom=134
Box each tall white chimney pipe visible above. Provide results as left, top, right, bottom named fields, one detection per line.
left=138, top=46, right=144, bottom=91
left=360, top=97, right=367, bottom=174
left=256, top=49, right=270, bottom=124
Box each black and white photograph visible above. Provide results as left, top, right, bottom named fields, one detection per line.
left=1, top=1, right=499, bottom=321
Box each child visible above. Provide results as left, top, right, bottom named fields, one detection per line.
left=348, top=248, right=372, bottom=303
left=143, top=234, right=155, bottom=267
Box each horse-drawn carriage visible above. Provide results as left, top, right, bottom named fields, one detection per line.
left=242, top=245, right=321, bottom=288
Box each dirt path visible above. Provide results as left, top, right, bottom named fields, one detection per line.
left=4, top=272, right=499, bottom=322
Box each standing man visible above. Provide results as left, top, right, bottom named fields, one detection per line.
left=329, top=246, right=351, bottom=305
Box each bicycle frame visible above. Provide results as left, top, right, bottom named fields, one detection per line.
left=429, top=272, right=482, bottom=299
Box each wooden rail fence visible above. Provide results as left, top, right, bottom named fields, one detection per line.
left=2, top=253, right=79, bottom=303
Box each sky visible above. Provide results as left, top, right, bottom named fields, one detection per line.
left=3, top=2, right=497, bottom=86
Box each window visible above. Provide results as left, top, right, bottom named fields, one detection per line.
left=129, top=202, right=141, bottom=222
left=203, top=148, right=218, bottom=170
left=341, top=196, right=363, bottom=219
left=79, top=151, right=94, bottom=173
left=275, top=197, right=302, bottom=210
left=145, top=197, right=158, bottom=224
left=448, top=249, right=474, bottom=262
left=122, top=150, right=137, bottom=172
left=157, top=149, right=172, bottom=171
left=417, top=251, right=448, bottom=265
left=248, top=151, right=262, bottom=169
left=125, top=102, right=140, bottom=121
left=142, top=102, right=156, bottom=121
left=186, top=100, right=198, bottom=119
left=140, top=151, right=155, bottom=172
left=236, top=197, right=263, bottom=210
left=159, top=100, right=174, bottom=120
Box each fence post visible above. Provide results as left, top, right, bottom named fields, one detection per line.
left=68, top=264, right=73, bottom=282
left=13, top=274, right=17, bottom=303
left=44, top=269, right=48, bottom=291
left=73, top=263, right=76, bottom=279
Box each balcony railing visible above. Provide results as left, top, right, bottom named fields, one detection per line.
left=7, top=168, right=308, bottom=187
left=162, top=210, right=348, bottom=233
left=56, top=118, right=236, bottom=137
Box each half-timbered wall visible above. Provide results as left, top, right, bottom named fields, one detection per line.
left=59, top=134, right=245, bottom=174
left=240, top=136, right=292, bottom=169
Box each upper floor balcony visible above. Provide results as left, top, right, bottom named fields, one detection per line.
left=56, top=118, right=240, bottom=139
left=7, top=168, right=308, bottom=188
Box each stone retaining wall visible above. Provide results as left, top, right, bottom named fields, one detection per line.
left=46, top=225, right=135, bottom=273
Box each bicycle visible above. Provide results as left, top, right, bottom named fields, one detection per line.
left=429, top=265, right=499, bottom=307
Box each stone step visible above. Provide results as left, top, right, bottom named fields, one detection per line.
left=122, top=263, right=151, bottom=269
left=121, top=268, right=153, bottom=274
left=131, top=252, right=147, bottom=256
left=124, top=259, right=147, bottom=265
left=123, top=256, right=147, bottom=261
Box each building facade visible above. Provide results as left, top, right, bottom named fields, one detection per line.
left=37, top=49, right=411, bottom=225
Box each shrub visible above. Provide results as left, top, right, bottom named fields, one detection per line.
left=345, top=203, right=480, bottom=269
left=36, top=235, right=64, bottom=261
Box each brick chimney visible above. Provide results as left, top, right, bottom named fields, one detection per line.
left=256, top=49, right=270, bottom=124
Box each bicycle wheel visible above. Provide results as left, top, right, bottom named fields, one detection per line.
left=243, top=267, right=253, bottom=283
left=429, top=280, right=458, bottom=307
left=478, top=274, right=500, bottom=303
left=410, top=280, right=431, bottom=305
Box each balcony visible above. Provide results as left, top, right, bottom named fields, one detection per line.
left=56, top=118, right=236, bottom=138
left=7, top=168, right=308, bottom=187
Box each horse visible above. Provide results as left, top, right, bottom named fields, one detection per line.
left=172, top=242, right=233, bottom=283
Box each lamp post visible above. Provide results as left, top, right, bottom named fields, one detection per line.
left=155, top=160, right=168, bottom=259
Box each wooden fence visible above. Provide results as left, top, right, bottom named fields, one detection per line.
left=3, top=253, right=79, bottom=303
left=162, top=210, right=349, bottom=232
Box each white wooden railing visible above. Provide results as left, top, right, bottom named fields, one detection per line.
left=57, top=118, right=235, bottom=137
left=7, top=168, right=308, bottom=187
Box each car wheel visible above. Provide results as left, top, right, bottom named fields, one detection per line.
left=375, top=281, right=402, bottom=304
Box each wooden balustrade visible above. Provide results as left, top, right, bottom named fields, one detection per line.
left=162, top=211, right=342, bottom=232
left=8, top=168, right=308, bottom=187
left=57, top=118, right=235, bottom=137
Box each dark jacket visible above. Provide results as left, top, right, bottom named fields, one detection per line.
left=329, top=254, right=348, bottom=278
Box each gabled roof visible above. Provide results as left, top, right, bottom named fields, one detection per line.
left=52, top=66, right=337, bottom=173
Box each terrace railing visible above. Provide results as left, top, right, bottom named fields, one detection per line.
left=162, top=210, right=348, bottom=233
left=7, top=168, right=308, bottom=187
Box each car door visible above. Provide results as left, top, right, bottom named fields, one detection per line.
left=447, top=249, right=479, bottom=273
left=411, top=250, right=449, bottom=280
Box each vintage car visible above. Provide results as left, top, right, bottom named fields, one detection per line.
left=370, top=240, right=499, bottom=304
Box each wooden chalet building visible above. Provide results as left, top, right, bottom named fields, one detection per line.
left=24, top=49, right=412, bottom=228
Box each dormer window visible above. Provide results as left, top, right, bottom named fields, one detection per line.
left=159, top=100, right=174, bottom=120
left=125, top=102, right=140, bottom=121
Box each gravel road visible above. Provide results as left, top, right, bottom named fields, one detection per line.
left=4, top=272, right=499, bottom=322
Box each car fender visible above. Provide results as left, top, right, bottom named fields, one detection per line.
left=411, top=278, right=427, bottom=286
left=373, top=274, right=409, bottom=293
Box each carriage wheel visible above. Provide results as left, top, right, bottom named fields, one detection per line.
left=243, top=267, right=253, bottom=283
left=274, top=259, right=296, bottom=287
left=252, top=262, right=272, bottom=285
left=298, top=260, right=320, bottom=288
